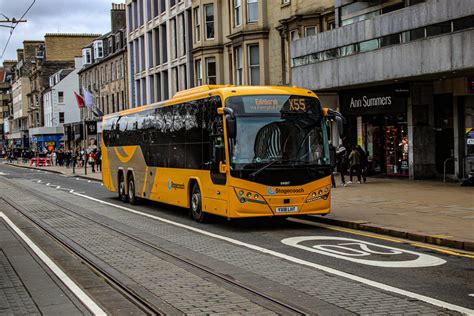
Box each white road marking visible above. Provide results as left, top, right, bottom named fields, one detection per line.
left=469, top=294, right=474, bottom=297
left=71, top=191, right=473, bottom=315
left=0, top=172, right=9, bottom=176
left=0, top=212, right=106, bottom=316
left=88, top=180, right=92, bottom=183
left=282, top=236, right=446, bottom=268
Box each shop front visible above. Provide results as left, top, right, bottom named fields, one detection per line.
left=340, top=85, right=409, bottom=177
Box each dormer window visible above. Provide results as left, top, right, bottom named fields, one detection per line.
left=94, top=40, right=104, bottom=59
left=83, top=48, right=92, bottom=64
left=49, top=77, right=54, bottom=87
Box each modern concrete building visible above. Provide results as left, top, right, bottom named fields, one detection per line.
left=191, top=0, right=334, bottom=87
left=291, top=0, right=474, bottom=181
left=126, top=0, right=193, bottom=106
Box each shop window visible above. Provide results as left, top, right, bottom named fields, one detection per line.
left=426, top=21, right=452, bottom=37
left=380, top=33, right=401, bottom=47
left=453, top=15, right=474, bottom=32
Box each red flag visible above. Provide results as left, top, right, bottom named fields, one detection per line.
left=74, top=91, right=85, bottom=108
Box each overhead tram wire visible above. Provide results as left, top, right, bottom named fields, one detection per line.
left=0, top=0, right=36, bottom=59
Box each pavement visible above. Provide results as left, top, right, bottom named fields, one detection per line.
left=4, top=160, right=474, bottom=251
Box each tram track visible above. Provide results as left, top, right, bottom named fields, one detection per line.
left=2, top=180, right=309, bottom=315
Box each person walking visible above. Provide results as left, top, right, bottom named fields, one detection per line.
left=89, top=150, right=96, bottom=173
left=96, top=149, right=102, bottom=172
left=329, top=143, right=337, bottom=188
left=336, top=144, right=348, bottom=187
left=348, top=147, right=362, bottom=184
left=356, top=145, right=368, bottom=183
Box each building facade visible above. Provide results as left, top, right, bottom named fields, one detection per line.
left=291, top=0, right=474, bottom=180
left=190, top=0, right=334, bottom=87
left=0, top=62, right=15, bottom=151
left=74, top=3, right=129, bottom=150
left=31, top=57, right=84, bottom=151
left=126, top=0, right=194, bottom=106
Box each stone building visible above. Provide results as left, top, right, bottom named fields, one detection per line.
left=8, top=43, right=43, bottom=149
left=191, top=0, right=334, bottom=87
left=73, top=3, right=129, bottom=149
left=27, top=33, right=99, bottom=129
left=0, top=62, right=15, bottom=151
left=126, top=0, right=194, bottom=106
left=291, top=0, right=474, bottom=181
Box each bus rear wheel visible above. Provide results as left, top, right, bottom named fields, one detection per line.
left=118, top=173, right=128, bottom=203
left=128, top=175, right=138, bottom=205
left=190, top=184, right=206, bottom=223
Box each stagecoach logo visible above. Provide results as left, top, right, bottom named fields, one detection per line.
left=167, top=179, right=185, bottom=190
left=267, top=187, right=304, bottom=195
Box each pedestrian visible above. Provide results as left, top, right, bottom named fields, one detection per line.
left=356, top=145, right=368, bottom=183
left=52, top=151, right=57, bottom=166
left=336, top=144, right=348, bottom=187
left=96, top=149, right=102, bottom=172
left=329, top=143, right=337, bottom=188
left=89, top=150, right=96, bottom=173
left=348, top=147, right=362, bottom=184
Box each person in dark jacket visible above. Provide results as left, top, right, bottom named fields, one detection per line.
left=356, top=145, right=368, bottom=183
left=348, top=147, right=362, bottom=184
left=336, top=144, right=348, bottom=187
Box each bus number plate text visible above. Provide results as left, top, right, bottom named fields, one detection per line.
left=276, top=206, right=298, bottom=213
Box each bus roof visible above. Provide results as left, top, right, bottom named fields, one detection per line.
left=104, top=85, right=318, bottom=119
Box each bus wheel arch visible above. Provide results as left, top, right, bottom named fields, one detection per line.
left=118, top=170, right=128, bottom=203
left=127, top=170, right=138, bottom=205
left=189, top=181, right=207, bottom=223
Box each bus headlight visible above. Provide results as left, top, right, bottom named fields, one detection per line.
left=234, top=188, right=265, bottom=204
left=306, top=186, right=331, bottom=203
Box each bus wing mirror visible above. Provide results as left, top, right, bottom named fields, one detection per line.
left=221, top=108, right=236, bottom=139
left=324, top=108, right=345, bottom=138
left=335, top=115, right=344, bottom=138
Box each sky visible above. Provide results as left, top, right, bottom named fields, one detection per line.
left=0, top=0, right=125, bottom=64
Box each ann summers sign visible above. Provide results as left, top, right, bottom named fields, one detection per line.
left=340, top=86, right=407, bottom=116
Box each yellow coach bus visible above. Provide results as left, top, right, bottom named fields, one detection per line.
left=101, top=85, right=343, bottom=222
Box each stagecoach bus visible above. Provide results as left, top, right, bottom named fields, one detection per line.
left=101, top=85, right=343, bottom=222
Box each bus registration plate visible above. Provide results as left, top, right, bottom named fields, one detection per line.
left=276, top=206, right=298, bottom=213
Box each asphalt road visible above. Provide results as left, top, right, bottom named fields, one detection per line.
left=1, top=162, right=473, bottom=312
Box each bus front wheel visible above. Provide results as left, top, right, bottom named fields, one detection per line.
left=191, top=184, right=206, bottom=223
left=128, top=175, right=138, bottom=205
left=119, top=173, right=128, bottom=203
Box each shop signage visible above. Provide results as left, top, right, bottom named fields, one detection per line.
left=86, top=121, right=97, bottom=135
left=340, top=86, right=408, bottom=116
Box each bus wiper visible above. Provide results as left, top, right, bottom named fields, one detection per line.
left=249, top=159, right=280, bottom=179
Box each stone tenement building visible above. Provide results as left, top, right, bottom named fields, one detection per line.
left=28, top=33, right=100, bottom=129
left=0, top=62, right=15, bottom=151
left=191, top=0, right=334, bottom=87
left=78, top=3, right=129, bottom=121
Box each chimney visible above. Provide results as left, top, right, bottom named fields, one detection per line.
left=111, top=3, right=126, bottom=33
